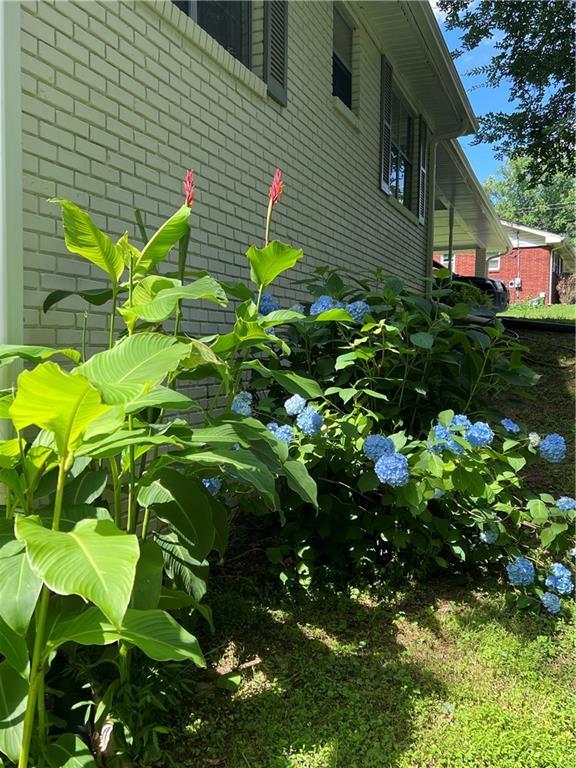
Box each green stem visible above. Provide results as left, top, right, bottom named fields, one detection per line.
left=108, top=288, right=118, bottom=349
left=109, top=457, right=122, bottom=528
left=134, top=208, right=148, bottom=244
left=18, top=456, right=68, bottom=768
left=118, top=640, right=130, bottom=684
left=127, top=416, right=137, bottom=534
left=141, top=507, right=150, bottom=541
left=81, top=311, right=88, bottom=362
left=264, top=198, right=273, bottom=246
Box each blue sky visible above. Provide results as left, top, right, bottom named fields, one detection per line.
left=432, top=5, right=515, bottom=183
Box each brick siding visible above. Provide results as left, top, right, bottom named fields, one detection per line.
left=20, top=0, right=431, bottom=357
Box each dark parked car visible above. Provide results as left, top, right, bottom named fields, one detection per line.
left=433, top=262, right=510, bottom=313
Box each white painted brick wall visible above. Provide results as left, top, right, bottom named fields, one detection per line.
left=20, top=0, right=430, bottom=356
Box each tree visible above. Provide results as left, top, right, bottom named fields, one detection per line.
left=438, top=0, right=575, bottom=184
left=484, top=157, right=576, bottom=241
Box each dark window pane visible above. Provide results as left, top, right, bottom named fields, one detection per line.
left=197, top=1, right=250, bottom=67
left=173, top=0, right=191, bottom=14
left=333, top=53, right=352, bottom=108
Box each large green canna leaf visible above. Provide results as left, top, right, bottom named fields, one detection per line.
left=51, top=199, right=124, bottom=284
left=43, top=287, right=116, bottom=314
left=47, top=606, right=205, bottom=665
left=76, top=430, right=182, bottom=460
left=76, top=333, right=191, bottom=404
left=46, top=733, right=97, bottom=768
left=155, top=532, right=208, bottom=601
left=9, top=364, right=112, bottom=457
left=120, top=609, right=205, bottom=665
left=125, top=385, right=197, bottom=414
left=0, top=344, right=80, bottom=368
left=135, top=204, right=192, bottom=278
left=0, top=660, right=27, bottom=762
left=0, top=541, right=42, bottom=635
left=63, top=470, right=108, bottom=506
left=152, top=470, right=215, bottom=562
left=129, top=276, right=228, bottom=323
left=15, top=516, right=139, bottom=629
left=0, top=618, right=29, bottom=679
left=246, top=240, right=304, bottom=289
left=132, top=540, right=164, bottom=610
left=0, top=439, right=20, bottom=469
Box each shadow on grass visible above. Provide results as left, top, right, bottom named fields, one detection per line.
left=171, top=581, right=449, bottom=768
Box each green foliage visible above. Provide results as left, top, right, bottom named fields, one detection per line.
left=484, top=157, right=576, bottom=241
left=438, top=0, right=575, bottom=183
left=0, top=179, right=316, bottom=767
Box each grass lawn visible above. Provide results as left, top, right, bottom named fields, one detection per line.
left=499, top=304, right=576, bottom=322
left=172, top=582, right=575, bottom=768
left=166, top=326, right=575, bottom=768
left=500, top=328, right=575, bottom=495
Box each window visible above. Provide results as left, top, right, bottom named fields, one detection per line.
left=172, top=1, right=251, bottom=69
left=389, top=91, right=413, bottom=207
left=380, top=56, right=423, bottom=215
left=332, top=6, right=353, bottom=109
left=488, top=257, right=501, bottom=272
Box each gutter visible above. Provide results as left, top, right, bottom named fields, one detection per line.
left=0, top=0, right=23, bottom=395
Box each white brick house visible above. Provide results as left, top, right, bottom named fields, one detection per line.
left=0, top=0, right=504, bottom=363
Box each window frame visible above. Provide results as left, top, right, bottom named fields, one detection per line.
left=487, top=257, right=501, bottom=272
left=171, top=0, right=252, bottom=70
left=332, top=5, right=354, bottom=110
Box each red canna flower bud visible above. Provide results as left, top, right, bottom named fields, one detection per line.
left=183, top=169, right=196, bottom=207
left=268, top=169, right=283, bottom=206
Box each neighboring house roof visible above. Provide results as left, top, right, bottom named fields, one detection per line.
left=359, top=1, right=477, bottom=137
left=501, top=221, right=576, bottom=271
left=433, top=139, right=510, bottom=254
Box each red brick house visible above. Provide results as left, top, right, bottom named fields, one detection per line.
left=446, top=221, right=575, bottom=305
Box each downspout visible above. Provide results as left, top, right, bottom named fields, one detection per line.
left=548, top=247, right=558, bottom=306
left=447, top=204, right=454, bottom=273
left=0, top=0, right=23, bottom=401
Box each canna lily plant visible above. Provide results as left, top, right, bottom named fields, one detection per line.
left=0, top=167, right=324, bottom=766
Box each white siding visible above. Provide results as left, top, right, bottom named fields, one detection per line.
left=20, top=0, right=430, bottom=354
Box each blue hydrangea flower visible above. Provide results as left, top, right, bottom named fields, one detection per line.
left=539, top=434, right=566, bottom=463
left=284, top=394, right=307, bottom=416
left=545, top=563, right=574, bottom=595
left=556, top=497, right=576, bottom=512
left=375, top=452, right=409, bottom=487
left=290, top=303, right=306, bottom=314
left=259, top=292, right=281, bottom=315
left=540, top=592, right=561, bottom=615
left=450, top=415, right=472, bottom=429
left=466, top=421, right=494, bottom=447
left=569, top=548, right=576, bottom=559
left=528, top=432, right=541, bottom=447
left=363, top=434, right=395, bottom=462
left=427, top=424, right=463, bottom=456
left=275, top=424, right=295, bottom=443
left=231, top=391, right=253, bottom=416
left=309, top=295, right=344, bottom=316
left=501, top=418, right=520, bottom=434
left=202, top=477, right=222, bottom=496
left=345, top=300, right=371, bottom=324
left=296, top=406, right=324, bottom=436
left=266, top=422, right=279, bottom=435
left=433, top=488, right=444, bottom=499
left=231, top=443, right=241, bottom=451
left=480, top=529, right=498, bottom=545
left=506, top=556, right=535, bottom=586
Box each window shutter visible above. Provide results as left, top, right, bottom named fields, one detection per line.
left=380, top=56, right=393, bottom=194
left=418, top=117, right=428, bottom=223
left=265, top=0, right=288, bottom=106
